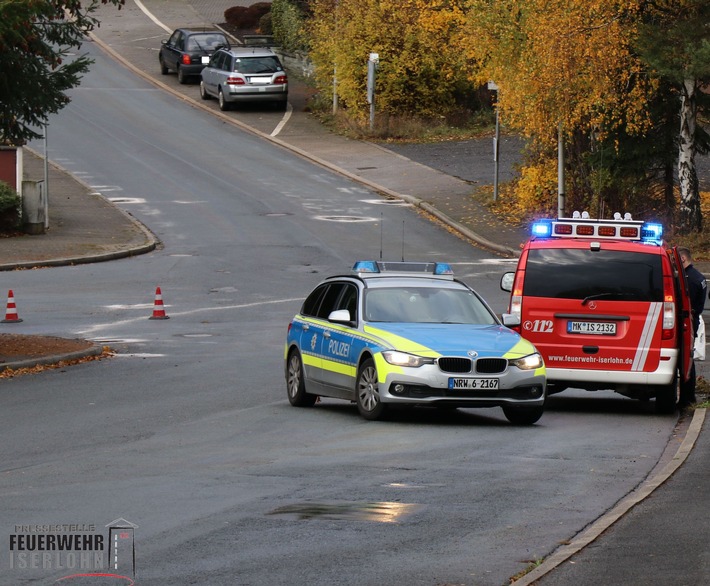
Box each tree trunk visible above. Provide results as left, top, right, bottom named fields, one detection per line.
left=678, top=78, right=702, bottom=233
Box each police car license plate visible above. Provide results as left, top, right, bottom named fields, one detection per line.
left=448, top=378, right=499, bottom=390
left=567, top=321, right=616, bottom=335
left=201, top=56, right=210, bottom=64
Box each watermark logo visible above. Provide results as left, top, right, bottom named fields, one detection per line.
left=7, top=518, right=138, bottom=583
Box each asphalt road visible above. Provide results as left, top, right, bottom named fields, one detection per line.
left=384, top=134, right=527, bottom=189
left=0, top=37, right=684, bottom=586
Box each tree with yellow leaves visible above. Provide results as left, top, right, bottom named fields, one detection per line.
left=635, top=0, right=710, bottom=233
left=464, top=0, right=656, bottom=216
left=308, top=0, right=472, bottom=123
left=464, top=0, right=709, bottom=231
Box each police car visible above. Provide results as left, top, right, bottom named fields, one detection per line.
left=500, top=213, right=693, bottom=413
left=284, top=261, right=546, bottom=424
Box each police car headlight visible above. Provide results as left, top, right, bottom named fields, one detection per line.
left=510, top=353, right=543, bottom=370
left=382, top=351, right=435, bottom=368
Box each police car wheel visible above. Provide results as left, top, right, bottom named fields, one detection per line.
left=502, top=405, right=544, bottom=426
left=356, top=358, right=386, bottom=420
left=287, top=350, right=317, bottom=407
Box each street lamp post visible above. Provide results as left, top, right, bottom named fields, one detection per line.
left=43, top=124, right=49, bottom=230
left=557, top=123, right=565, bottom=218
left=367, top=53, right=379, bottom=132
left=488, top=81, right=500, bottom=201
left=332, top=0, right=338, bottom=115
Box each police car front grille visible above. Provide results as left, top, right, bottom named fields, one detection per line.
left=476, top=358, right=508, bottom=374
left=437, top=357, right=472, bottom=373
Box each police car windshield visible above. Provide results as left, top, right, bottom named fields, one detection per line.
left=524, top=249, right=663, bottom=301
left=364, top=287, right=497, bottom=324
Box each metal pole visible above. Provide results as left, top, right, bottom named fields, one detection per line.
left=493, top=107, right=500, bottom=201
left=557, top=123, right=565, bottom=218
left=487, top=81, right=500, bottom=201
left=332, top=0, right=338, bottom=115
left=332, top=65, right=338, bottom=115
left=43, top=124, right=49, bottom=229
left=367, top=53, right=378, bottom=132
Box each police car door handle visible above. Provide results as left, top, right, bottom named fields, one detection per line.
left=323, top=331, right=332, bottom=339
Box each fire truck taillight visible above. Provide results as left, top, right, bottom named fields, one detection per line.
left=662, top=278, right=676, bottom=339
left=662, top=302, right=675, bottom=339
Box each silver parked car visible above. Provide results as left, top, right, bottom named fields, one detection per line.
left=200, top=47, right=288, bottom=111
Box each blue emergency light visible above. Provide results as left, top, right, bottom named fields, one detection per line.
left=352, top=260, right=379, bottom=273
left=531, top=221, right=553, bottom=238
left=640, top=223, right=663, bottom=243
left=433, top=262, right=454, bottom=275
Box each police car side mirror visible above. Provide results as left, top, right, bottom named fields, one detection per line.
left=501, top=272, right=514, bottom=292
left=501, top=313, right=520, bottom=327
left=328, top=309, right=354, bottom=325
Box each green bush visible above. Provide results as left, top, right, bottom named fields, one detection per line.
left=0, top=180, right=20, bottom=233
left=259, top=11, right=273, bottom=34
left=272, top=0, right=309, bottom=53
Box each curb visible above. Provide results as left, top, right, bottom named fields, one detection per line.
left=511, top=407, right=707, bottom=585
left=0, top=343, right=106, bottom=373
left=0, top=147, right=160, bottom=272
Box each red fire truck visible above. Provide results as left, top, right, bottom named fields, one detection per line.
left=501, top=212, right=693, bottom=413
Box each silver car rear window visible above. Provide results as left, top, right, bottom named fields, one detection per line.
left=233, top=56, right=282, bottom=74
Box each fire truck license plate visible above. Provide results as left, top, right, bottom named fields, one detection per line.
left=448, top=378, right=499, bottom=390
left=567, top=321, right=616, bottom=335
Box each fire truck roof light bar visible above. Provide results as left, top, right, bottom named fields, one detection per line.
left=530, top=214, right=663, bottom=244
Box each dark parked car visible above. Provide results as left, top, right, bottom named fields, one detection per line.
left=159, top=28, right=230, bottom=84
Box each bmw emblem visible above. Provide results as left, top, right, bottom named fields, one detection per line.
left=467, top=350, right=478, bottom=358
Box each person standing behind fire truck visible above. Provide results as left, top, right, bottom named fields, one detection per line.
left=678, top=247, right=706, bottom=407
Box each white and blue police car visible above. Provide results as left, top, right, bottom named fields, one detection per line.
left=285, top=261, right=546, bottom=424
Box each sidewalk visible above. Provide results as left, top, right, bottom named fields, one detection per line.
left=0, top=149, right=156, bottom=271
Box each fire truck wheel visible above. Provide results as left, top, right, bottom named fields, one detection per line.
left=655, top=374, right=680, bottom=414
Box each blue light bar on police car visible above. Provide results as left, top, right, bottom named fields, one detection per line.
left=352, top=260, right=454, bottom=276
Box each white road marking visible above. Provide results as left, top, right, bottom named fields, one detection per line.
left=78, top=297, right=303, bottom=335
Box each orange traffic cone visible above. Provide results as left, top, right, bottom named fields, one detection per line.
left=149, top=286, right=169, bottom=320
left=2, top=290, right=22, bottom=323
